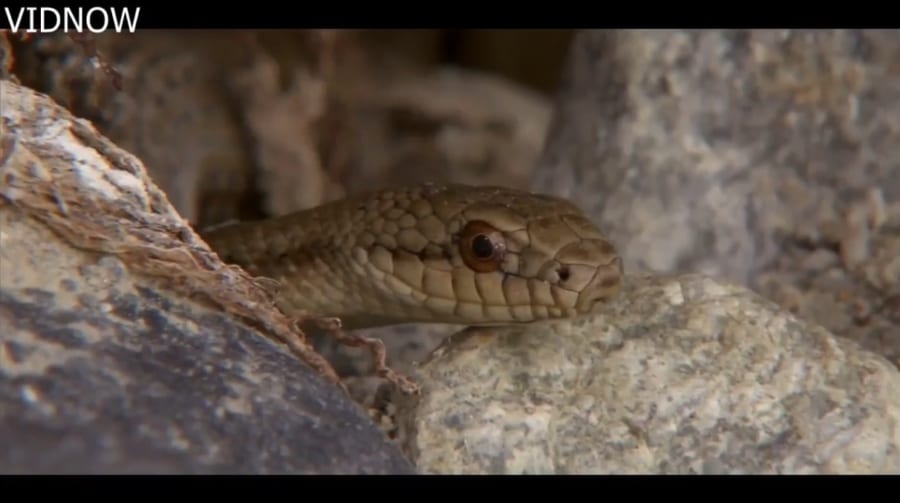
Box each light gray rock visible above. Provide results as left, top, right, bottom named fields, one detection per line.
left=396, top=274, right=900, bottom=474
left=532, top=29, right=900, bottom=377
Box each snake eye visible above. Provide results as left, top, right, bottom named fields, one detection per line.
left=471, top=235, right=495, bottom=258
left=459, top=220, right=506, bottom=272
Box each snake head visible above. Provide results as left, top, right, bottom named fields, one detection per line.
left=353, top=184, right=624, bottom=325
left=437, top=187, right=623, bottom=324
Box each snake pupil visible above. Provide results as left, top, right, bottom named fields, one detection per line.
left=459, top=220, right=505, bottom=272
left=472, top=235, right=495, bottom=259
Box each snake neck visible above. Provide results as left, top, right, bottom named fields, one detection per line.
left=201, top=205, right=428, bottom=329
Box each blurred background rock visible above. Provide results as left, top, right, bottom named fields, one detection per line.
left=4, top=29, right=573, bottom=227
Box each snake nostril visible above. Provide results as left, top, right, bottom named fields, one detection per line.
left=557, top=266, right=570, bottom=282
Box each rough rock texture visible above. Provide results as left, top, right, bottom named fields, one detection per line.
left=533, top=29, right=900, bottom=367
left=396, top=274, right=900, bottom=474
left=0, top=79, right=413, bottom=474
left=6, top=31, right=260, bottom=227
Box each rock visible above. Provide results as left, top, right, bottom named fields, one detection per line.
left=336, top=66, right=552, bottom=196
left=0, top=78, right=412, bottom=474
left=395, top=274, right=900, bottom=474
left=532, top=29, right=900, bottom=371
left=7, top=31, right=262, bottom=227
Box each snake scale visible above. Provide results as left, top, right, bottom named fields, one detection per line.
left=201, top=183, right=623, bottom=330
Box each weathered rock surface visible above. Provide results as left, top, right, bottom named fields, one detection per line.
left=396, top=274, right=900, bottom=474
left=533, top=29, right=900, bottom=371
left=0, top=78, right=413, bottom=474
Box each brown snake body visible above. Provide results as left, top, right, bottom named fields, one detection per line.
left=202, top=183, right=623, bottom=330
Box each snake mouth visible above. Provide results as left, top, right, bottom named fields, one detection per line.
left=573, top=259, right=623, bottom=314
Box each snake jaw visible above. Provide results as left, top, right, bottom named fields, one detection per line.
left=552, top=237, right=625, bottom=315
left=573, top=254, right=624, bottom=314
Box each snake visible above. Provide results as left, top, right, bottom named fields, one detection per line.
left=201, top=183, right=623, bottom=330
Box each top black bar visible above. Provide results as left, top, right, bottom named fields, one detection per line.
left=0, top=3, right=889, bottom=31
